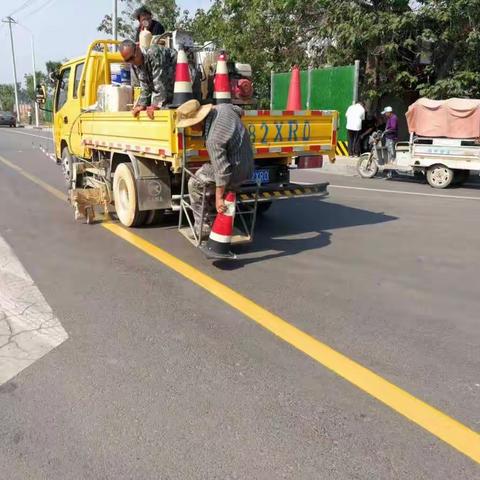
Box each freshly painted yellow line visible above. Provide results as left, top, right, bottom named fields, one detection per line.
left=1, top=153, right=479, bottom=464
left=0, top=155, right=66, bottom=202
left=102, top=222, right=480, bottom=465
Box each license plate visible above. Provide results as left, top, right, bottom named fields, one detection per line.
left=252, top=169, right=270, bottom=184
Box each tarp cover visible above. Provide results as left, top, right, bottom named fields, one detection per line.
left=406, top=98, right=480, bottom=138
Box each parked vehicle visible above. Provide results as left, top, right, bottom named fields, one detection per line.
left=0, top=111, right=16, bottom=127
left=358, top=98, right=480, bottom=188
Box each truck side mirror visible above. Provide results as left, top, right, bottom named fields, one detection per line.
left=35, top=85, right=47, bottom=105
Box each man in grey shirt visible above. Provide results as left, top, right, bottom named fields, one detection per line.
left=176, top=100, right=254, bottom=237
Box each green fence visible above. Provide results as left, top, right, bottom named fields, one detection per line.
left=271, top=65, right=356, bottom=141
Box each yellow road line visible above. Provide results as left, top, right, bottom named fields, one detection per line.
left=1, top=153, right=479, bottom=464
left=0, top=155, right=66, bottom=202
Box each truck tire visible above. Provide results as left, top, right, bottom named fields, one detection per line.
left=357, top=153, right=378, bottom=178
left=426, top=164, right=454, bottom=189
left=61, top=147, right=74, bottom=187
left=113, top=163, right=147, bottom=227
left=144, top=209, right=165, bottom=226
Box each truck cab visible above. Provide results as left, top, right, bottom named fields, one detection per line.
left=52, top=45, right=124, bottom=162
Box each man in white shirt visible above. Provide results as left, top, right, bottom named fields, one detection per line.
left=345, top=101, right=365, bottom=157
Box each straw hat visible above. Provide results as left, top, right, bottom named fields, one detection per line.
left=176, top=100, right=213, bottom=128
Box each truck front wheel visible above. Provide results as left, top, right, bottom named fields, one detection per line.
left=426, top=164, right=453, bottom=189
left=61, top=147, right=74, bottom=187
left=113, top=163, right=147, bottom=227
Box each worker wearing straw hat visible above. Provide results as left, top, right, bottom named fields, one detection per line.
left=176, top=100, right=254, bottom=239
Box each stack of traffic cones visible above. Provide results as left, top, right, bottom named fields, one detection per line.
left=286, top=65, right=302, bottom=110
left=201, top=192, right=236, bottom=260
left=170, top=46, right=194, bottom=108
left=213, top=52, right=231, bottom=104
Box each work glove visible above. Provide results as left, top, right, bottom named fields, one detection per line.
left=146, top=105, right=160, bottom=120
left=132, top=105, right=146, bottom=118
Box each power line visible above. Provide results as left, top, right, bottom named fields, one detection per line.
left=23, top=0, right=58, bottom=20
left=8, top=0, right=41, bottom=17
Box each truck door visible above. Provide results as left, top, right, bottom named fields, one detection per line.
left=53, top=66, right=72, bottom=159
left=69, top=62, right=85, bottom=157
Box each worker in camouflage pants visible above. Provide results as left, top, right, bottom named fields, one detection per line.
left=178, top=102, right=254, bottom=238
left=120, top=39, right=176, bottom=118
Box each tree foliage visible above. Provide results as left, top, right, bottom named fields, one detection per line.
left=184, top=0, right=480, bottom=104
left=96, top=0, right=480, bottom=104
left=0, top=84, right=16, bottom=112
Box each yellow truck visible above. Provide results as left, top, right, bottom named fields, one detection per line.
left=42, top=40, right=338, bottom=233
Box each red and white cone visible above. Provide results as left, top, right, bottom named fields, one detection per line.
left=201, top=191, right=236, bottom=260
left=286, top=65, right=302, bottom=111
left=170, top=46, right=194, bottom=108
left=213, top=52, right=231, bottom=104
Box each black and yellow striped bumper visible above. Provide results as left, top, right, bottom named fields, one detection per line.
left=335, top=140, right=348, bottom=156
left=238, top=182, right=329, bottom=203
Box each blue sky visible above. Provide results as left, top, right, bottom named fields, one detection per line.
left=0, top=0, right=212, bottom=84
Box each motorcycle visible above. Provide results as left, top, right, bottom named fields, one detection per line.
left=356, top=130, right=390, bottom=178
left=356, top=130, right=426, bottom=181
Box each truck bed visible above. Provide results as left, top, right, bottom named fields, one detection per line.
left=79, top=108, right=338, bottom=171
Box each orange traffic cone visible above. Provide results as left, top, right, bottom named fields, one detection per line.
left=201, top=192, right=236, bottom=260
left=286, top=65, right=302, bottom=110
left=170, top=46, right=193, bottom=108
left=213, top=51, right=231, bottom=104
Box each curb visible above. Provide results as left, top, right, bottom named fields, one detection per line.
left=320, top=156, right=358, bottom=177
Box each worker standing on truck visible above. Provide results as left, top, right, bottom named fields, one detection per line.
left=133, top=5, right=165, bottom=42
left=119, top=39, right=176, bottom=118
left=176, top=100, right=254, bottom=238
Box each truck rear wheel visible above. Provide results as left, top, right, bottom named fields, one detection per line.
left=426, top=164, right=453, bottom=189
left=144, top=209, right=165, bottom=226
left=113, top=163, right=147, bottom=227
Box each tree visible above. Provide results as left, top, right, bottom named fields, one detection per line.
left=184, top=0, right=321, bottom=104
left=24, top=71, right=48, bottom=102
left=186, top=0, right=480, bottom=104
left=0, top=84, right=15, bottom=112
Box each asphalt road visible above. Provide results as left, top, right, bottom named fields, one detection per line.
left=0, top=126, right=479, bottom=479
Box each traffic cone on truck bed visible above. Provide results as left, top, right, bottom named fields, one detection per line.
left=201, top=192, right=236, bottom=260
left=170, top=46, right=193, bottom=108
left=286, top=65, right=302, bottom=111
left=213, top=52, right=231, bottom=104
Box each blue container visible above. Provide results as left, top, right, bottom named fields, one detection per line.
left=120, top=65, right=131, bottom=85
left=111, top=64, right=122, bottom=85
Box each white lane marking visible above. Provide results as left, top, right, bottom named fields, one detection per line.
left=0, top=129, right=53, bottom=141
left=293, top=181, right=480, bottom=201
left=0, top=234, right=68, bottom=385
left=329, top=184, right=480, bottom=200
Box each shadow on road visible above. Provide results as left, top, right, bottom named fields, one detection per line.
left=215, top=197, right=397, bottom=269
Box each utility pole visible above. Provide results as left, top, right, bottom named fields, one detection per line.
left=30, top=33, right=39, bottom=127
left=2, top=16, right=21, bottom=122
left=113, top=0, right=118, bottom=41
left=18, top=23, right=40, bottom=128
